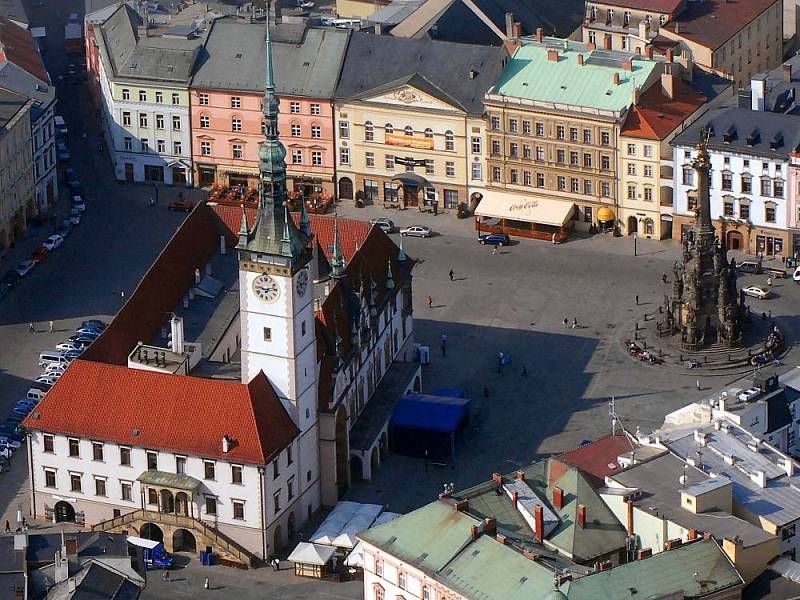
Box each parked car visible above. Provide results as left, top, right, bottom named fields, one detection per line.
left=0, top=437, right=22, bottom=450
left=742, top=285, right=771, bottom=300
left=56, top=220, right=72, bottom=237
left=69, top=210, right=81, bottom=225
left=737, top=261, right=762, bottom=274
left=12, top=406, right=31, bottom=418
left=42, top=234, right=64, bottom=251
left=30, top=247, right=49, bottom=263
left=35, top=375, right=60, bottom=386
left=369, top=218, right=395, bottom=233
left=64, top=349, right=84, bottom=361
left=68, top=335, right=96, bottom=345
left=64, top=167, right=78, bottom=185
left=74, top=328, right=101, bottom=338
left=81, top=320, right=106, bottom=331
left=56, top=341, right=82, bottom=352
left=72, top=196, right=86, bottom=212
left=16, top=260, right=35, bottom=277
left=15, top=399, right=37, bottom=411
left=478, top=233, right=510, bottom=247
left=55, top=115, right=68, bottom=136
left=399, top=225, right=432, bottom=237
left=168, top=198, right=194, bottom=212
left=56, top=141, right=70, bottom=162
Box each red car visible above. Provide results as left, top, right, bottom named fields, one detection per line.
left=31, top=247, right=49, bottom=263
left=168, top=199, right=194, bottom=212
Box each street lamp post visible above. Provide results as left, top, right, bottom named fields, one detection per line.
left=633, top=232, right=638, bottom=257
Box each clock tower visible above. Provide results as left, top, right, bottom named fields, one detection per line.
left=237, top=14, right=316, bottom=434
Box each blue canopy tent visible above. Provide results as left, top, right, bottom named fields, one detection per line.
left=390, top=393, right=471, bottom=458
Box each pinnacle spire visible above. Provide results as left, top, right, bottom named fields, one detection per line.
left=331, top=212, right=346, bottom=279
left=237, top=203, right=249, bottom=248
left=299, top=198, right=312, bottom=237
left=398, top=235, right=407, bottom=262
left=385, top=258, right=395, bottom=289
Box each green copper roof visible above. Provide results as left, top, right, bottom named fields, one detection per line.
left=491, top=42, right=659, bottom=113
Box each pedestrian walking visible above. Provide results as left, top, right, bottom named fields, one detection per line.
left=449, top=269, right=454, bottom=281
left=552, top=232, right=557, bottom=245
left=440, top=333, right=447, bottom=357
left=162, top=570, right=170, bottom=581
left=572, top=318, right=578, bottom=329
left=271, top=558, right=280, bottom=571
left=4, top=520, right=9, bottom=533
left=29, top=323, right=34, bottom=334
left=563, top=318, right=569, bottom=328
left=635, top=295, right=639, bottom=305
left=204, top=577, right=210, bottom=590
left=120, top=291, right=125, bottom=301
left=48, top=320, right=54, bottom=332
left=498, top=352, right=504, bottom=374
left=696, top=379, right=701, bottom=391
left=767, top=276, right=773, bottom=287
left=662, top=273, right=668, bottom=284
left=521, top=366, right=528, bottom=378
left=427, top=295, right=433, bottom=309
left=492, top=246, right=498, bottom=256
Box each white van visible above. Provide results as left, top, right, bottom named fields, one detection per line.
left=38, top=351, right=68, bottom=367
left=26, top=388, right=45, bottom=402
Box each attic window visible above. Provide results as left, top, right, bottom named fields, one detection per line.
left=235, top=53, right=242, bottom=58
left=303, top=61, right=311, bottom=67
left=723, top=127, right=736, bottom=143
left=132, top=428, right=141, bottom=436
left=746, top=130, right=759, bottom=146
left=129, top=63, right=137, bottom=69
left=770, top=134, right=783, bottom=150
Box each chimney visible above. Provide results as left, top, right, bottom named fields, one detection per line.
left=483, top=517, right=497, bottom=536
left=470, top=525, right=479, bottom=539
left=638, top=20, right=648, bottom=39
left=613, top=73, right=620, bottom=85
left=577, top=53, right=584, bottom=65
left=547, top=49, right=559, bottom=62
left=170, top=315, right=185, bottom=353
left=455, top=499, right=470, bottom=512
left=492, top=472, right=503, bottom=484
left=512, top=490, right=519, bottom=508
left=661, top=70, right=675, bottom=100
left=522, top=548, right=539, bottom=561
left=784, top=63, right=793, bottom=83
left=666, top=48, right=674, bottom=62
left=374, top=23, right=382, bottom=34
left=784, top=458, right=795, bottom=477
left=637, top=548, right=652, bottom=560
left=536, top=27, right=543, bottom=43
left=751, top=75, right=767, bottom=111
left=587, top=42, right=596, bottom=50
left=674, top=21, right=679, bottom=34
left=645, top=46, right=653, bottom=60
left=534, top=505, right=544, bottom=542
left=635, top=46, right=641, bottom=55
left=496, top=533, right=507, bottom=544
left=752, top=469, right=767, bottom=488
left=622, top=59, right=633, bottom=71
left=552, top=487, right=564, bottom=509
left=577, top=504, right=586, bottom=528
left=597, top=560, right=612, bottom=571
left=693, top=429, right=707, bottom=446
left=626, top=500, right=634, bottom=535
left=688, top=528, right=698, bottom=540
left=665, top=538, right=683, bottom=550
left=222, top=435, right=231, bottom=453
left=512, top=22, right=521, bottom=38
left=65, top=537, right=78, bottom=572
left=505, top=12, right=514, bottom=38
left=515, top=470, right=525, bottom=481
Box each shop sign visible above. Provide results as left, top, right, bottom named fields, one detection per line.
left=386, top=134, right=434, bottom=150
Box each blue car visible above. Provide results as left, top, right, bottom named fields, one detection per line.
left=478, top=233, right=511, bottom=247
left=12, top=406, right=30, bottom=417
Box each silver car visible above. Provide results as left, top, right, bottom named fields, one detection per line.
left=399, top=225, right=432, bottom=237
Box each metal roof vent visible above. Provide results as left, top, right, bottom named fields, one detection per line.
left=132, top=428, right=141, bottom=437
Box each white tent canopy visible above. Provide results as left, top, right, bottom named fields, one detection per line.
left=344, top=512, right=401, bottom=567
left=288, top=542, right=337, bottom=566
left=310, top=501, right=383, bottom=548
left=332, top=504, right=383, bottom=548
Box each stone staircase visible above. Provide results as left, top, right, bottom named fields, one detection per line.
left=92, top=509, right=261, bottom=568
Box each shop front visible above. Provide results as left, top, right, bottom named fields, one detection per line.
left=474, top=191, right=574, bottom=242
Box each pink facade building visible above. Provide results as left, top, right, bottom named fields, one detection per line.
left=190, top=19, right=348, bottom=195
left=789, top=152, right=800, bottom=257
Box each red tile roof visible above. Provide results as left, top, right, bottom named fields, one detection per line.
left=209, top=203, right=372, bottom=262
left=555, top=434, right=635, bottom=481
left=23, top=361, right=298, bottom=464
left=661, top=0, right=778, bottom=50
left=0, top=16, right=48, bottom=83
left=621, top=78, right=707, bottom=140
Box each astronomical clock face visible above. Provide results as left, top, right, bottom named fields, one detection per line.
left=253, top=274, right=280, bottom=303
left=296, top=270, right=309, bottom=297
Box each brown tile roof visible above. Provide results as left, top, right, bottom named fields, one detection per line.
left=661, top=0, right=778, bottom=50
left=0, top=16, right=48, bottom=83
left=82, top=202, right=224, bottom=366
left=554, top=434, right=635, bottom=481
left=23, top=361, right=298, bottom=464
left=621, top=77, right=707, bottom=140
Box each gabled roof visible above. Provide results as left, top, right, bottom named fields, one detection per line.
left=0, top=15, right=47, bottom=82
left=555, top=434, right=635, bottom=481
left=336, top=30, right=507, bottom=115
left=351, top=72, right=468, bottom=112
left=0, top=61, right=55, bottom=120
left=621, top=78, right=708, bottom=140
left=23, top=361, right=298, bottom=465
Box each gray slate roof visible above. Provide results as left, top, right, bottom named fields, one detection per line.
left=672, top=106, right=800, bottom=158
left=0, top=85, right=27, bottom=128
left=335, top=30, right=507, bottom=115
left=0, top=61, right=55, bottom=121
left=0, top=0, right=27, bottom=25
left=191, top=18, right=349, bottom=98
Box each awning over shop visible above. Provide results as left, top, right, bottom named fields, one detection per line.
left=597, top=207, right=615, bottom=222
left=391, top=172, right=430, bottom=188
left=474, top=192, right=574, bottom=226
left=391, top=393, right=471, bottom=433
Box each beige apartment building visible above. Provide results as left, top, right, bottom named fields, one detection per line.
left=582, top=0, right=685, bottom=53
left=481, top=37, right=662, bottom=241
left=0, top=88, right=35, bottom=253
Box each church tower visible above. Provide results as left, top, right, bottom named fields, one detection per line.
left=237, top=14, right=317, bottom=436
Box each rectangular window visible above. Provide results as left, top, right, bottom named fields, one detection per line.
left=311, top=151, right=322, bottom=166
left=601, top=131, right=610, bottom=146
left=471, top=162, right=482, bottom=180
left=765, top=205, right=776, bottom=222
left=121, top=482, right=132, bottom=501
left=122, top=88, right=130, bottom=100
left=583, top=129, right=592, bottom=144
left=523, top=145, right=531, bottom=159
left=310, top=103, right=321, bottom=115
left=292, top=150, right=302, bottom=164
left=570, top=151, right=578, bottom=165
left=199, top=115, right=210, bottom=128
left=376, top=559, right=383, bottom=576
left=601, top=155, right=610, bottom=170
left=148, top=489, right=158, bottom=505
left=272, top=458, right=279, bottom=479
left=627, top=143, right=636, bottom=155
left=232, top=144, right=243, bottom=160
left=45, top=469, right=56, bottom=488
left=425, top=160, right=434, bottom=175
left=385, top=155, right=394, bottom=170
left=199, top=93, right=208, bottom=106
left=339, top=121, right=349, bottom=138
left=644, top=164, right=653, bottom=177
left=70, top=474, right=82, bottom=492
left=205, top=496, right=217, bottom=515
left=523, top=121, right=531, bottom=135
left=232, top=465, right=243, bottom=484
left=157, top=140, right=166, bottom=153
left=584, top=180, right=593, bottom=195
left=146, top=451, right=157, bottom=470
left=644, top=187, right=653, bottom=202
left=231, top=118, right=242, bottom=132
left=176, top=456, right=186, bottom=474
left=122, top=112, right=131, bottom=126
left=741, top=176, right=752, bottom=193
left=155, top=114, right=164, bottom=129
left=273, top=491, right=281, bottom=514
left=722, top=172, right=732, bottom=191
left=627, top=184, right=637, bottom=200
left=287, top=445, right=293, bottom=466
left=233, top=500, right=245, bottom=520
left=290, top=102, right=300, bottom=114
left=536, top=146, right=544, bottom=161
left=365, top=152, right=375, bottom=167
left=44, top=434, right=54, bottom=453
left=172, top=116, right=181, bottom=131
left=340, top=148, right=350, bottom=165
left=173, top=141, right=182, bottom=155
left=536, top=172, right=545, bottom=187
left=171, top=93, right=180, bottom=105
left=558, top=176, right=566, bottom=191
left=723, top=200, right=734, bottom=216
left=423, top=587, right=431, bottom=600
left=510, top=169, right=518, bottom=184
left=570, top=127, right=579, bottom=142
left=139, top=114, right=148, bottom=128
left=68, top=438, right=79, bottom=457
left=492, top=166, right=501, bottom=181
left=682, top=168, right=694, bottom=186
left=627, top=163, right=636, bottom=176
left=584, top=206, right=593, bottom=222
left=761, top=178, right=771, bottom=196
left=509, top=142, right=518, bottom=157
left=774, top=180, right=784, bottom=197
left=399, top=572, right=407, bottom=589
left=311, top=125, right=321, bottom=139
left=535, top=122, right=544, bottom=136
left=557, top=149, right=565, bottom=164
left=583, top=153, right=592, bottom=168
left=601, top=182, right=611, bottom=197
left=490, top=116, right=500, bottom=130
left=262, top=327, right=272, bottom=342
left=491, top=139, right=501, bottom=155
left=509, top=118, right=518, bottom=132
left=139, top=90, right=146, bottom=102
left=200, top=141, right=211, bottom=156
left=120, top=447, right=131, bottom=466
left=556, top=125, right=565, bottom=140
left=141, top=139, right=149, bottom=151
left=92, top=442, right=104, bottom=461
left=644, top=145, right=653, bottom=158
left=231, top=96, right=241, bottom=108
left=288, top=476, right=295, bottom=500
left=524, top=171, right=531, bottom=186
left=95, top=478, right=106, bottom=496
left=571, top=178, right=579, bottom=193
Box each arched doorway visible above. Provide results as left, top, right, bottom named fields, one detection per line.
left=54, top=501, right=75, bottom=523
left=287, top=512, right=296, bottom=540
left=727, top=230, right=743, bottom=250
left=338, top=177, right=353, bottom=200
left=172, top=528, right=196, bottom=552
left=175, top=492, right=189, bottom=516
left=335, top=406, right=349, bottom=497
left=140, top=522, right=164, bottom=543
left=350, top=455, right=364, bottom=482
left=273, top=525, right=284, bottom=555
left=160, top=490, right=175, bottom=514
left=627, top=216, right=638, bottom=235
